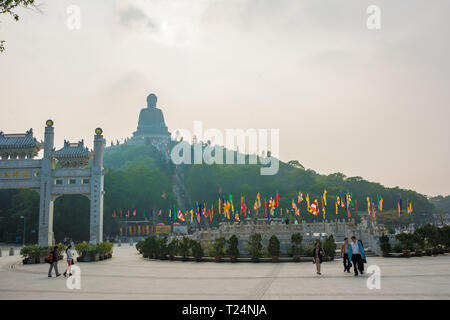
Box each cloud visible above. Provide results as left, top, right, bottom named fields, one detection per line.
left=118, top=4, right=155, bottom=32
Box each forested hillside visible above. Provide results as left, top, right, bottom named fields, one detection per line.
left=0, top=142, right=437, bottom=243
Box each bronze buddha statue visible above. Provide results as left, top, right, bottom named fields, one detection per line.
left=134, top=94, right=170, bottom=138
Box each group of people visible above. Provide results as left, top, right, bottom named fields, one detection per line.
left=48, top=237, right=366, bottom=278
left=312, top=236, right=366, bottom=276
left=47, top=245, right=74, bottom=278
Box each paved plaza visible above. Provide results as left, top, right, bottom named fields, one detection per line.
left=0, top=245, right=449, bottom=299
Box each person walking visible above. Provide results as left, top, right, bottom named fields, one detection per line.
left=341, top=237, right=351, bottom=273
left=312, top=241, right=324, bottom=275
left=358, top=240, right=366, bottom=273
left=63, top=245, right=74, bottom=277
left=48, top=246, right=61, bottom=278
left=348, top=236, right=365, bottom=276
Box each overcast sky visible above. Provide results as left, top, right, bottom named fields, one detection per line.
left=1, top=0, right=449, bottom=197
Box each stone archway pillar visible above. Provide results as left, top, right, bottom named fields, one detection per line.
left=38, top=123, right=55, bottom=246
left=89, top=129, right=104, bottom=244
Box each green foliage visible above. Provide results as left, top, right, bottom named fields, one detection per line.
left=0, top=139, right=438, bottom=243
left=268, top=235, right=280, bottom=258
left=136, top=240, right=145, bottom=253
left=158, top=237, right=168, bottom=259
left=0, top=0, right=37, bottom=53
left=323, top=235, right=336, bottom=259
left=439, top=225, right=450, bottom=247
left=379, top=233, right=391, bottom=253
left=291, top=233, right=303, bottom=256
left=205, top=241, right=215, bottom=257
left=248, top=233, right=263, bottom=261
left=74, top=242, right=89, bottom=257
left=21, top=242, right=110, bottom=261
left=141, top=236, right=158, bottom=258
left=227, top=235, right=239, bottom=258
left=212, top=237, right=226, bottom=259
left=179, top=237, right=191, bottom=258
left=414, top=224, right=439, bottom=249
left=395, top=233, right=415, bottom=251
left=167, top=238, right=179, bottom=258
left=190, top=240, right=204, bottom=260
left=300, top=242, right=315, bottom=256
left=97, top=242, right=113, bottom=255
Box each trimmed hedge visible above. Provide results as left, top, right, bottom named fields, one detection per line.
left=20, top=244, right=66, bottom=264
left=21, top=242, right=113, bottom=264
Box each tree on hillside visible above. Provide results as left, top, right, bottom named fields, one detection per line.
left=287, top=160, right=304, bottom=170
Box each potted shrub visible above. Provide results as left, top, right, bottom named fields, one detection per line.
left=75, top=242, right=89, bottom=262
left=179, top=237, right=191, bottom=261
left=227, top=235, right=239, bottom=262
left=56, top=244, right=66, bottom=261
left=396, top=233, right=414, bottom=257
left=20, top=246, right=33, bottom=264
left=268, top=235, right=280, bottom=262
left=291, top=233, right=303, bottom=262
left=213, top=237, right=226, bottom=262
left=136, top=240, right=145, bottom=254
left=167, top=238, right=179, bottom=261
left=414, top=247, right=423, bottom=257
left=40, top=246, right=51, bottom=263
left=142, top=236, right=157, bottom=259
left=88, top=244, right=99, bottom=261
left=191, top=240, right=204, bottom=262
left=323, top=235, right=337, bottom=261
left=248, top=233, right=263, bottom=262
left=158, top=237, right=168, bottom=260
left=379, top=234, right=391, bottom=257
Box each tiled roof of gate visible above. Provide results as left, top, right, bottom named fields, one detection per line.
left=53, top=140, right=91, bottom=158
left=0, top=129, right=42, bottom=149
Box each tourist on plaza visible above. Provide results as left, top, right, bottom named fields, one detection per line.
left=340, top=237, right=351, bottom=273
left=63, top=245, right=74, bottom=277
left=358, top=240, right=367, bottom=272
left=348, top=236, right=366, bottom=276
left=48, top=246, right=61, bottom=278
left=312, top=241, right=324, bottom=275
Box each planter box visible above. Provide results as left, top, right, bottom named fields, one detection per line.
left=414, top=251, right=423, bottom=257
left=271, top=257, right=279, bottom=263
left=293, top=255, right=301, bottom=262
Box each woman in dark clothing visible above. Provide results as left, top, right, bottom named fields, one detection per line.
left=312, top=241, right=324, bottom=275
left=358, top=240, right=366, bottom=271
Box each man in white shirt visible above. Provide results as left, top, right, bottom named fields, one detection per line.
left=348, top=236, right=365, bottom=276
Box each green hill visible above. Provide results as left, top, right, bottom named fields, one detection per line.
left=0, top=141, right=437, bottom=243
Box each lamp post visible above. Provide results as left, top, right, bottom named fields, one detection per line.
left=20, top=216, right=26, bottom=246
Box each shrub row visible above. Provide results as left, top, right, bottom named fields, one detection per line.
left=20, top=244, right=67, bottom=264
left=20, top=242, right=114, bottom=264
left=379, top=225, right=450, bottom=257
left=75, top=242, right=114, bottom=262
left=137, top=233, right=337, bottom=262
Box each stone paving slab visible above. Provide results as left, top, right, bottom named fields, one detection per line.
left=0, top=246, right=449, bottom=299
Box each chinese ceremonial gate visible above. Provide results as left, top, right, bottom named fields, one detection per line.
left=0, top=120, right=105, bottom=246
